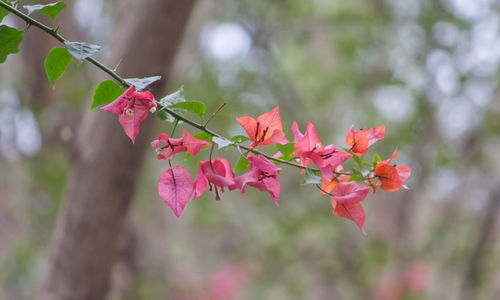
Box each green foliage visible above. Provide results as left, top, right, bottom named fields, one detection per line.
left=0, top=0, right=12, bottom=23
left=23, top=1, right=67, bottom=20
left=158, top=87, right=186, bottom=123
left=212, top=136, right=233, bottom=149
left=124, top=75, right=161, bottom=91
left=234, top=156, right=250, bottom=172
left=275, top=142, right=295, bottom=160
left=44, top=47, right=72, bottom=89
left=193, top=132, right=213, bottom=142
left=91, top=80, right=125, bottom=110
left=0, top=25, right=23, bottom=63
left=352, top=154, right=371, bottom=168
left=64, top=41, right=101, bottom=62
left=167, top=101, right=206, bottom=119
left=230, top=135, right=250, bottom=144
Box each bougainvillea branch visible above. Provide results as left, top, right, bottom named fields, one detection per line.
left=0, top=0, right=412, bottom=234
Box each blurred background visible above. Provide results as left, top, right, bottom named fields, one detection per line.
left=1, top=0, right=500, bottom=299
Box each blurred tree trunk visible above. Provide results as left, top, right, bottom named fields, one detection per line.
left=40, top=1, right=196, bottom=299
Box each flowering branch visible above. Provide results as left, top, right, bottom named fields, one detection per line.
left=0, top=0, right=412, bottom=234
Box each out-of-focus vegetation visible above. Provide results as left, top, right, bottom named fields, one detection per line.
left=1, top=0, right=500, bottom=299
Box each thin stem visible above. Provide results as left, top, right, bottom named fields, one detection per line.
left=170, top=119, right=179, bottom=136
left=315, top=184, right=332, bottom=196
left=203, top=102, right=226, bottom=127
left=208, top=143, right=215, bottom=171
left=0, top=2, right=128, bottom=87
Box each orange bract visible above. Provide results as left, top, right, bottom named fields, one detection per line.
left=236, top=106, right=288, bottom=147
left=345, top=125, right=385, bottom=156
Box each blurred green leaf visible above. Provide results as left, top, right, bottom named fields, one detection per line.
left=349, top=169, right=364, bottom=182
left=64, top=41, right=101, bottom=61
left=0, top=0, right=12, bottom=23
left=352, top=154, right=363, bottom=167
left=0, top=25, right=23, bottom=63
left=234, top=156, right=250, bottom=172
left=275, top=142, right=295, bottom=160
left=167, top=101, right=206, bottom=119
left=194, top=132, right=213, bottom=143
left=124, top=75, right=161, bottom=91
left=44, top=47, right=72, bottom=89
left=91, top=80, right=124, bottom=110
left=230, top=135, right=250, bottom=144
left=23, top=1, right=67, bottom=20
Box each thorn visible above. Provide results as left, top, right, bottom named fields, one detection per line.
left=113, top=58, right=123, bottom=72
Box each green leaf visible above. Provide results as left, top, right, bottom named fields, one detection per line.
left=352, top=155, right=363, bottom=168
left=91, top=80, right=125, bottom=110
left=234, top=156, right=250, bottom=173
left=23, top=1, right=67, bottom=20
left=158, top=87, right=186, bottom=123
left=194, top=132, right=213, bottom=143
left=230, top=135, right=250, bottom=144
left=44, top=47, right=72, bottom=88
left=167, top=101, right=206, bottom=119
left=212, top=136, right=233, bottom=149
left=0, top=0, right=13, bottom=23
left=124, top=76, right=161, bottom=91
left=156, top=110, right=169, bottom=121
left=64, top=41, right=101, bottom=62
left=373, top=152, right=381, bottom=163
left=0, top=25, right=23, bottom=63
left=275, top=142, right=295, bottom=159
left=349, top=169, right=364, bottom=182
left=303, top=169, right=321, bottom=185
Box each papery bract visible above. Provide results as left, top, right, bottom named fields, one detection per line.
left=345, top=125, right=385, bottom=156
left=292, top=121, right=323, bottom=167
left=236, top=106, right=288, bottom=148
left=375, top=149, right=412, bottom=192
left=194, top=158, right=235, bottom=200
left=231, top=153, right=281, bottom=205
left=151, top=130, right=210, bottom=160
left=321, top=166, right=349, bottom=194
left=292, top=122, right=351, bottom=180
left=101, top=85, right=157, bottom=143
left=307, top=144, right=352, bottom=181
left=158, top=166, right=194, bottom=217
left=331, top=181, right=370, bottom=234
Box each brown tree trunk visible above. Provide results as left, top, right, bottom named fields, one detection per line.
left=40, top=1, right=197, bottom=299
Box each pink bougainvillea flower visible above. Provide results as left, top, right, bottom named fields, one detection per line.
left=292, top=121, right=351, bottom=181
left=101, top=85, right=157, bottom=143
left=236, top=106, right=288, bottom=148
left=194, top=158, right=235, bottom=200
left=292, top=121, right=323, bottom=167
left=231, top=153, right=282, bottom=206
left=345, top=125, right=385, bottom=156
left=330, top=181, right=370, bottom=235
left=307, top=144, right=352, bottom=182
left=374, top=149, right=412, bottom=192
left=151, top=130, right=210, bottom=160
left=158, top=166, right=195, bottom=217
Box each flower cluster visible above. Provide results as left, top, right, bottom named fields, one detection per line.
left=102, top=87, right=411, bottom=234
